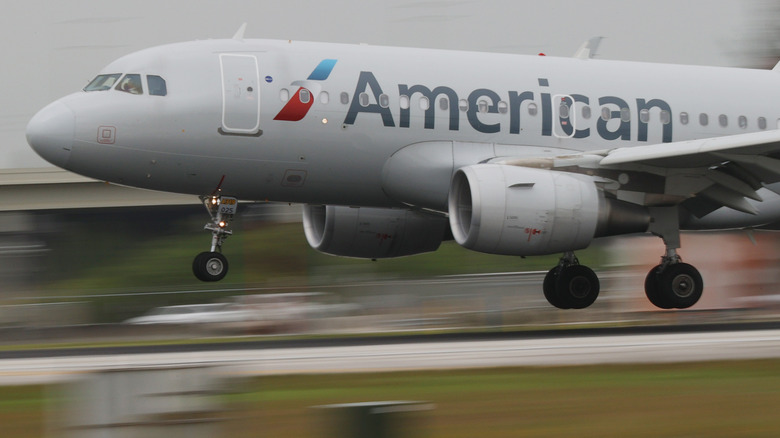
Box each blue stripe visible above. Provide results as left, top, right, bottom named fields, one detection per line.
left=307, top=59, right=338, bottom=80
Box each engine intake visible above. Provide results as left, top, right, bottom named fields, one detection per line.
left=448, top=164, right=650, bottom=256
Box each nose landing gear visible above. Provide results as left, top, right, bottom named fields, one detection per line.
left=192, top=194, right=237, bottom=282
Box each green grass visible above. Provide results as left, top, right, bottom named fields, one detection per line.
left=4, top=360, right=780, bottom=437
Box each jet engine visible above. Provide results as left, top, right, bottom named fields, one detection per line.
left=448, top=164, right=650, bottom=256
left=302, top=205, right=449, bottom=259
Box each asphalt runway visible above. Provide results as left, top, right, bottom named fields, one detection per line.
left=2, top=324, right=780, bottom=385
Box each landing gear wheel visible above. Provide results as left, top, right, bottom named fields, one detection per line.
left=193, top=251, right=229, bottom=282
left=657, top=263, right=702, bottom=309
left=543, top=267, right=568, bottom=309
left=644, top=265, right=673, bottom=309
left=556, top=265, right=600, bottom=309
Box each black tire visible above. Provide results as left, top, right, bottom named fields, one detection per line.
left=555, top=265, right=600, bottom=309
left=543, top=266, right=568, bottom=309
left=657, top=263, right=703, bottom=309
left=192, top=251, right=229, bottom=282
left=644, top=265, right=673, bottom=309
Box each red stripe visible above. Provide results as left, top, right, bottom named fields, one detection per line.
left=273, top=87, right=314, bottom=121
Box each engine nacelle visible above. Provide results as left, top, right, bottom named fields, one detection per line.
left=448, top=164, right=650, bottom=256
left=302, top=205, right=449, bottom=259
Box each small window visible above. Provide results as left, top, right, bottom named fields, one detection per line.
left=299, top=88, right=311, bottom=104
left=680, top=112, right=689, bottom=125
left=581, top=106, right=591, bottom=119
left=340, top=92, right=349, bottom=105
left=419, top=96, right=430, bottom=110
left=498, top=101, right=508, bottom=114
left=477, top=99, right=488, bottom=113
left=400, top=95, right=410, bottom=110
left=319, top=91, right=329, bottom=104
left=600, top=107, right=611, bottom=121
left=84, top=73, right=122, bottom=92
left=458, top=99, right=468, bottom=112
left=559, top=103, right=570, bottom=118
left=699, top=113, right=709, bottom=126
left=359, top=92, right=369, bottom=107
left=738, top=115, right=747, bottom=129
left=147, top=75, right=167, bottom=96
left=620, top=108, right=631, bottom=122
left=379, top=94, right=389, bottom=108
left=280, top=88, right=290, bottom=102
left=719, top=114, right=728, bottom=127
left=639, top=108, right=650, bottom=123
left=660, top=110, right=671, bottom=125
left=528, top=102, right=538, bottom=116
left=759, top=117, right=767, bottom=130
left=115, top=74, right=143, bottom=94
left=439, top=98, right=449, bottom=111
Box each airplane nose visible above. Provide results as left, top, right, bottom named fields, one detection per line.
left=26, top=101, right=75, bottom=168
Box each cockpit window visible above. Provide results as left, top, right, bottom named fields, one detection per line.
left=147, top=75, right=167, bottom=96
left=84, top=74, right=122, bottom=92
left=115, top=74, right=143, bottom=94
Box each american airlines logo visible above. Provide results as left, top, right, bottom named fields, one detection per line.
left=274, top=59, right=338, bottom=122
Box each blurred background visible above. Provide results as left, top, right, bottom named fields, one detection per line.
left=4, top=1, right=780, bottom=437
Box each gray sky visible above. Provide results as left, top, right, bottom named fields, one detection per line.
left=1, top=0, right=757, bottom=168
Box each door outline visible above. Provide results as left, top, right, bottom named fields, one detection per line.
left=219, top=53, right=262, bottom=135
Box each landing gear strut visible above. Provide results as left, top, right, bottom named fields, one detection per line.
left=543, top=252, right=600, bottom=309
left=192, top=194, right=237, bottom=282
left=643, top=207, right=703, bottom=309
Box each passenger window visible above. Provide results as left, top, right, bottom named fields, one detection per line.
left=620, top=108, right=630, bottom=122
left=699, top=113, right=709, bottom=126
left=419, top=96, right=430, bottom=110
left=340, top=92, right=349, bottom=105
left=528, top=102, right=538, bottom=116
left=359, top=92, right=369, bottom=107
left=115, top=74, right=143, bottom=94
left=439, top=98, right=449, bottom=111
left=320, top=91, right=329, bottom=104
left=84, top=73, right=122, bottom=92
left=458, top=99, right=468, bottom=112
left=738, top=115, right=747, bottom=129
left=680, top=112, right=689, bottom=125
left=498, top=101, right=508, bottom=114
left=758, top=117, right=767, bottom=130
left=280, top=88, right=290, bottom=102
left=400, top=95, right=410, bottom=110
left=600, top=107, right=611, bottom=121
left=581, top=106, right=591, bottom=119
left=559, top=103, right=570, bottom=118
left=477, top=99, right=488, bottom=113
left=639, top=109, right=650, bottom=123
left=299, top=89, right=311, bottom=104
left=660, top=110, right=671, bottom=125
left=147, top=75, right=167, bottom=96
left=719, top=114, right=728, bottom=127
left=379, top=94, right=389, bottom=108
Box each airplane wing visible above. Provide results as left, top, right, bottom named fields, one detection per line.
left=497, top=129, right=780, bottom=217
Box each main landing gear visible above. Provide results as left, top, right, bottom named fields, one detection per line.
left=640, top=206, right=703, bottom=309
left=192, top=194, right=238, bottom=282
left=543, top=207, right=703, bottom=310
left=543, top=252, right=600, bottom=309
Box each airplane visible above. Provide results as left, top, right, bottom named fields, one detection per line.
left=25, top=30, right=780, bottom=311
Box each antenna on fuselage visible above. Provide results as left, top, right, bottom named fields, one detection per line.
left=232, top=23, right=248, bottom=40
left=573, top=36, right=603, bottom=59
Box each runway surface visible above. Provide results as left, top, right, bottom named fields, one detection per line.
left=2, top=325, right=780, bottom=385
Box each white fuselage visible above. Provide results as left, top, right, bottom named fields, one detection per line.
left=26, top=39, right=780, bottom=225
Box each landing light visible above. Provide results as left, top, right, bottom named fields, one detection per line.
left=219, top=221, right=227, bottom=228
left=322, top=118, right=328, bottom=124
